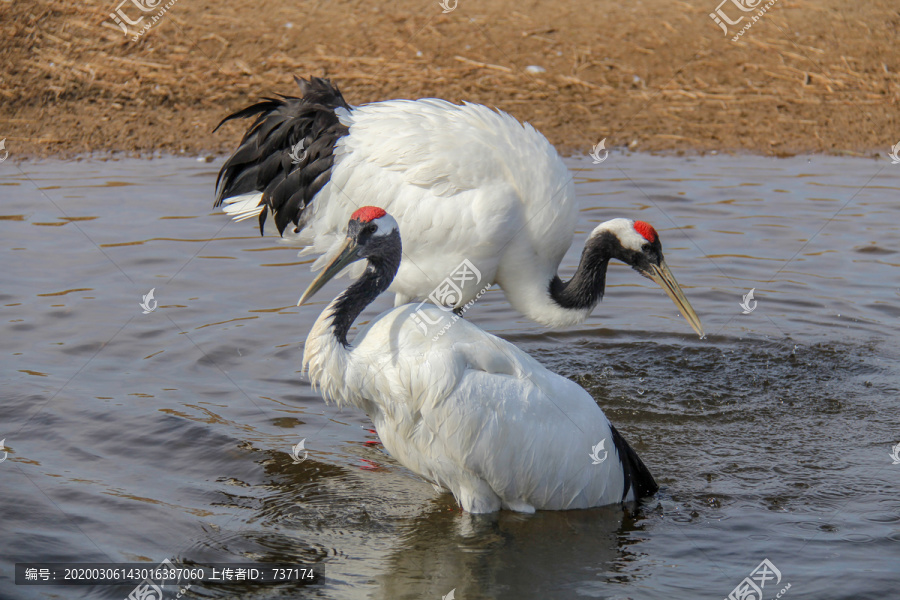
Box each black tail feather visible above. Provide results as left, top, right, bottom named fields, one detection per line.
left=214, top=76, right=351, bottom=236
left=609, top=424, right=658, bottom=501
left=212, top=98, right=283, bottom=134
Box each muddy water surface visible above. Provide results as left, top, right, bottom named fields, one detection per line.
left=1, top=154, right=898, bottom=599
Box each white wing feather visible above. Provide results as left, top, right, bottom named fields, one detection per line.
left=223, top=98, right=581, bottom=324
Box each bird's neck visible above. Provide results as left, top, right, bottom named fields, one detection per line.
left=493, top=232, right=618, bottom=328
left=328, top=246, right=401, bottom=347
left=302, top=239, right=400, bottom=411
left=549, top=231, right=617, bottom=313
left=318, top=231, right=403, bottom=348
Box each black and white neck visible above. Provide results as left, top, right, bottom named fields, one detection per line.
left=500, top=218, right=663, bottom=328
left=300, top=207, right=401, bottom=411
left=329, top=235, right=401, bottom=346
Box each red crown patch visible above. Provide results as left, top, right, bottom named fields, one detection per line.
left=351, top=206, right=387, bottom=223
left=634, top=220, right=658, bottom=243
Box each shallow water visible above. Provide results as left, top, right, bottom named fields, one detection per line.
left=1, top=153, right=898, bottom=600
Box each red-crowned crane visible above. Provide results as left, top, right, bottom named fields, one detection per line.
left=298, top=206, right=659, bottom=513
left=215, top=77, right=703, bottom=336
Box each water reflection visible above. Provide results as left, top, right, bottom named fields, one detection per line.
left=374, top=504, right=648, bottom=600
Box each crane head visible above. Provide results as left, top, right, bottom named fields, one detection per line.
left=297, top=207, right=400, bottom=306
left=589, top=218, right=704, bottom=337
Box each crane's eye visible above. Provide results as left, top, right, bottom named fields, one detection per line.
left=363, top=223, right=377, bottom=234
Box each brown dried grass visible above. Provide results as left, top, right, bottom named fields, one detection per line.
left=0, top=0, right=897, bottom=158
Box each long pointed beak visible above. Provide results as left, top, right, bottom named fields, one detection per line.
left=297, top=237, right=362, bottom=306
left=643, top=260, right=705, bottom=338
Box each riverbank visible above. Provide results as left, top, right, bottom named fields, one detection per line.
left=1, top=0, right=897, bottom=159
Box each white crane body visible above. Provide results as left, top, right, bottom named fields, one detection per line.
left=297, top=208, right=658, bottom=513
